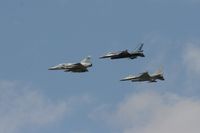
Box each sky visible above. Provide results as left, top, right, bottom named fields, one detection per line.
left=0, top=0, right=200, bottom=133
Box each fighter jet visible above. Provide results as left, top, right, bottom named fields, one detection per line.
left=48, top=56, right=92, bottom=73
left=100, top=43, right=145, bottom=60
left=120, top=68, right=164, bottom=83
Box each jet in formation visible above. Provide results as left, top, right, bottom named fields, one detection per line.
left=48, top=56, right=92, bottom=73
left=100, top=43, right=145, bottom=60
left=120, top=69, right=164, bottom=83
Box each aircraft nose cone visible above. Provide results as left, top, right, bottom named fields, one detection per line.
left=48, top=68, right=53, bottom=70
left=99, top=56, right=106, bottom=59
left=48, top=67, right=57, bottom=70
left=120, top=78, right=128, bottom=81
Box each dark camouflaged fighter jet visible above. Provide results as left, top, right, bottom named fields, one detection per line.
left=100, top=43, right=145, bottom=60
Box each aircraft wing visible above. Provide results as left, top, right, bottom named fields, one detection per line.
left=100, top=50, right=129, bottom=58
left=129, top=72, right=150, bottom=82
left=68, top=63, right=86, bottom=69
left=64, top=63, right=88, bottom=72
left=138, top=72, right=151, bottom=79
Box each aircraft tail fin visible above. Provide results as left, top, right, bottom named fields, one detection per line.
left=137, top=43, right=144, bottom=52
left=154, top=67, right=164, bottom=75
left=81, top=56, right=92, bottom=66
left=133, top=43, right=144, bottom=52
left=154, top=66, right=165, bottom=81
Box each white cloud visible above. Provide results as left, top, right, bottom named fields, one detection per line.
left=92, top=90, right=200, bottom=133
left=184, top=43, right=200, bottom=75
left=0, top=80, right=70, bottom=133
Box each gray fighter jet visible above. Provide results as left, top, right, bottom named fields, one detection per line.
left=100, top=43, right=144, bottom=60
left=48, top=56, right=92, bottom=73
left=120, top=69, right=164, bottom=83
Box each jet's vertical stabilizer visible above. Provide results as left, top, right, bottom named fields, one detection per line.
left=137, top=43, right=144, bottom=52
left=153, top=67, right=165, bottom=81
left=81, top=56, right=92, bottom=67
left=154, top=67, right=164, bottom=75
left=132, top=43, right=144, bottom=53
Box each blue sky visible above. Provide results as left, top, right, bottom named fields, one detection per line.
left=0, top=0, right=200, bottom=133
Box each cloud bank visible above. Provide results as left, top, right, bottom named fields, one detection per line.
left=0, top=80, right=69, bottom=133
left=118, top=91, right=200, bottom=133
left=91, top=90, right=200, bottom=133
